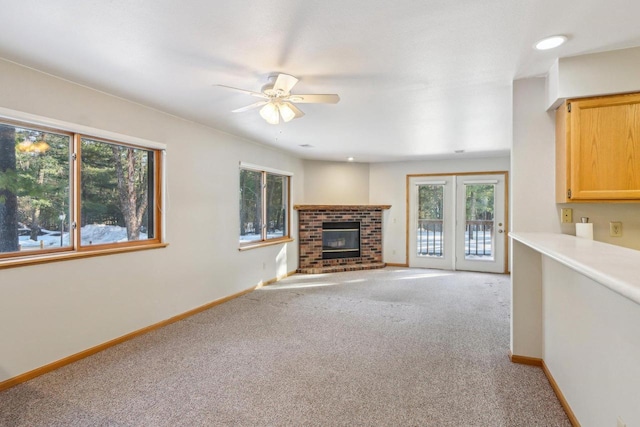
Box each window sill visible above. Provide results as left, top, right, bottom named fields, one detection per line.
left=0, top=242, right=169, bottom=270
left=238, top=237, right=294, bottom=251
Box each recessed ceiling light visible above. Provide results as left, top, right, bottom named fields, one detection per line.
left=347, top=157, right=354, bottom=162
left=534, top=35, right=567, bottom=50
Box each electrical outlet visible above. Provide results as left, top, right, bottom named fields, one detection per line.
left=617, top=416, right=626, bottom=427
left=561, top=208, right=573, bottom=223
left=610, top=221, right=622, bottom=237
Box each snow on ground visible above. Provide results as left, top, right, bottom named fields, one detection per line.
left=19, top=224, right=148, bottom=251
left=239, top=231, right=285, bottom=243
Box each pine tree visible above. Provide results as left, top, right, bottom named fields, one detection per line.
left=111, top=145, right=149, bottom=240
left=0, top=124, right=18, bottom=252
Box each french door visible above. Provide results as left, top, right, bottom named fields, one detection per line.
left=408, top=173, right=507, bottom=273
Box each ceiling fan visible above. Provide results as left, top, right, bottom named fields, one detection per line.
left=217, top=73, right=340, bottom=125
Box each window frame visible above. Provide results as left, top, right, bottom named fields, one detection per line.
left=238, top=162, right=292, bottom=250
left=0, top=113, right=166, bottom=268
left=76, top=134, right=163, bottom=251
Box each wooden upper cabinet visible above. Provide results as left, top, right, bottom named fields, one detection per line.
left=556, top=92, right=640, bottom=202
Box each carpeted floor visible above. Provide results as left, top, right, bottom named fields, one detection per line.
left=0, top=267, right=570, bottom=426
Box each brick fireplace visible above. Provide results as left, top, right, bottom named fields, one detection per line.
left=294, top=205, right=391, bottom=274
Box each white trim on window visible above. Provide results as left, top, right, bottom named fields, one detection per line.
left=0, top=107, right=167, bottom=151
left=462, top=179, right=499, bottom=185
left=415, top=180, right=447, bottom=185
left=239, top=161, right=293, bottom=177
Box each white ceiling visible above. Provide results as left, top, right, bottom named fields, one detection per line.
left=1, top=0, right=640, bottom=162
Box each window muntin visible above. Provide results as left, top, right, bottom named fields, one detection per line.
left=239, top=167, right=290, bottom=245
left=0, top=119, right=163, bottom=261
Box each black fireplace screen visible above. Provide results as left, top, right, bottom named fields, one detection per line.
left=322, top=221, right=361, bottom=259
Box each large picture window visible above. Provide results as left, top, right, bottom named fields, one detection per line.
left=0, top=119, right=164, bottom=265
left=239, top=165, right=290, bottom=247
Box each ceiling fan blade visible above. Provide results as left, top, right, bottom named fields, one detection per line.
left=215, top=84, right=268, bottom=99
left=273, top=74, right=299, bottom=93
left=231, top=101, right=269, bottom=113
left=285, top=102, right=305, bottom=118
left=287, top=94, right=340, bottom=104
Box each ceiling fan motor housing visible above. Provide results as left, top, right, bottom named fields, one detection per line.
left=262, top=79, right=287, bottom=97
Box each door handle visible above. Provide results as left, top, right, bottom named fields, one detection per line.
left=498, top=229, right=504, bottom=233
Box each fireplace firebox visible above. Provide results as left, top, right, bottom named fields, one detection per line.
left=322, top=222, right=360, bottom=259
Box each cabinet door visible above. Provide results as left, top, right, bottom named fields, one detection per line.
left=570, top=93, right=640, bottom=200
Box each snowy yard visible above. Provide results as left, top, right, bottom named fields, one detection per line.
left=239, top=230, right=285, bottom=243
left=18, top=224, right=149, bottom=251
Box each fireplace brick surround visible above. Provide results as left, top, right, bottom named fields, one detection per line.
left=294, top=205, right=391, bottom=274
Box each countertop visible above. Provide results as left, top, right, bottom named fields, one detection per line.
left=509, top=232, right=640, bottom=305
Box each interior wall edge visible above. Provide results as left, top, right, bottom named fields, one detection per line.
left=509, top=353, right=580, bottom=426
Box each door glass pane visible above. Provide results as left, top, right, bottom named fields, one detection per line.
left=417, top=184, right=444, bottom=257
left=464, top=184, right=494, bottom=260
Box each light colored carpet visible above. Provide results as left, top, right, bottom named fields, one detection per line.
left=0, top=267, right=570, bottom=426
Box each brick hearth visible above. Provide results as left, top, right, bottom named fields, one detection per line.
left=294, top=205, right=391, bottom=274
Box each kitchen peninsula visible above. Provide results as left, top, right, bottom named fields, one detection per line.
left=510, top=232, right=640, bottom=426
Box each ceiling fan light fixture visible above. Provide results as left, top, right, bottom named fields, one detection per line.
left=219, top=73, right=339, bottom=124
left=279, top=103, right=297, bottom=122
left=534, top=35, right=567, bottom=50
left=260, top=103, right=280, bottom=125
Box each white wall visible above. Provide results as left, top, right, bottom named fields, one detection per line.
left=511, top=78, right=562, bottom=234
left=369, top=156, right=510, bottom=265
left=0, top=59, right=304, bottom=383
left=546, top=46, right=640, bottom=109
left=302, top=160, right=369, bottom=204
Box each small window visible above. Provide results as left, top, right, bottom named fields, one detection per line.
left=239, top=165, right=290, bottom=246
left=0, top=118, right=164, bottom=264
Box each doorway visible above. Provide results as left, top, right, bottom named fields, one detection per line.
left=407, top=172, right=507, bottom=273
